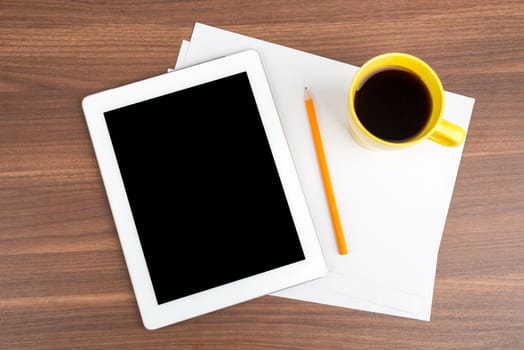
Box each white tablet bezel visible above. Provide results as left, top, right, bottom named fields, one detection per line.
left=82, top=50, right=326, bottom=330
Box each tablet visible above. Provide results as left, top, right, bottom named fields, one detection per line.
left=82, top=50, right=326, bottom=330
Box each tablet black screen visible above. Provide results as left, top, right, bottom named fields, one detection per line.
left=104, top=72, right=305, bottom=305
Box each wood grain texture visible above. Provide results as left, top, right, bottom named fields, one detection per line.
left=1, top=0, right=523, bottom=349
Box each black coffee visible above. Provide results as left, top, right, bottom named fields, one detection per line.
left=354, top=67, right=432, bottom=142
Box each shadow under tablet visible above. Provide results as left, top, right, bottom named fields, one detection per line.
left=104, top=72, right=305, bottom=304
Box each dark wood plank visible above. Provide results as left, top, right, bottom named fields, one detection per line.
left=1, top=1, right=523, bottom=349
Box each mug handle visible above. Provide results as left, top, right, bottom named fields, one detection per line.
left=428, top=119, right=466, bottom=147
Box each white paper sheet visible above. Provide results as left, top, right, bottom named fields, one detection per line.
left=175, top=23, right=474, bottom=320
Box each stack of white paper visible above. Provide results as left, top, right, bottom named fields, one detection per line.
left=174, top=23, right=475, bottom=321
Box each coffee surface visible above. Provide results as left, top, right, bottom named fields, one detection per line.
left=354, top=67, right=432, bottom=142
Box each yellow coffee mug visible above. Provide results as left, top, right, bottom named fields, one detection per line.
left=348, top=53, right=465, bottom=150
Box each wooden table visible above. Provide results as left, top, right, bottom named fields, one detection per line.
left=1, top=1, right=523, bottom=349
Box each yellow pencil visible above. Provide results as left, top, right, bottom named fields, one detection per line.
left=304, top=87, right=348, bottom=255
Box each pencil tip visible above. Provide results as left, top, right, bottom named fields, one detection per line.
left=304, top=87, right=311, bottom=99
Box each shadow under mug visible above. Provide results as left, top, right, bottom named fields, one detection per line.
left=348, top=53, right=465, bottom=150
